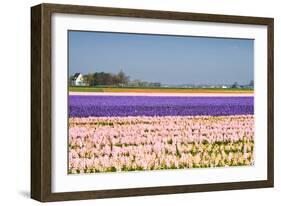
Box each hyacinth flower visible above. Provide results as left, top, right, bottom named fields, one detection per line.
left=69, top=115, right=254, bottom=174
left=69, top=95, right=254, bottom=117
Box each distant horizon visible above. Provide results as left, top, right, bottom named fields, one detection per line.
left=69, top=71, right=253, bottom=86
left=69, top=31, right=254, bottom=85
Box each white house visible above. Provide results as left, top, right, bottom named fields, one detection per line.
left=71, top=73, right=85, bottom=86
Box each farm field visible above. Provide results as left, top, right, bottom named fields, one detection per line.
left=69, top=95, right=253, bottom=117
left=69, top=86, right=254, bottom=94
left=68, top=94, right=254, bottom=174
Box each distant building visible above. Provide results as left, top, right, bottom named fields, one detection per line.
left=71, top=73, right=85, bottom=86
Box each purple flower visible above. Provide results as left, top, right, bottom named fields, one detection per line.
left=69, top=95, right=254, bottom=117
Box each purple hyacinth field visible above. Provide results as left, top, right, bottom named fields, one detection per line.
left=69, top=95, right=253, bottom=117
left=68, top=94, right=254, bottom=174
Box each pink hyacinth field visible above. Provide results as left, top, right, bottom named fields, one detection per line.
left=68, top=94, right=254, bottom=174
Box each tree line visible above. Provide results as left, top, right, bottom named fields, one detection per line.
left=70, top=70, right=162, bottom=87
left=72, top=71, right=130, bottom=86
left=231, top=80, right=254, bottom=88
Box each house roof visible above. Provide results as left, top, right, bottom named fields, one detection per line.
left=72, top=73, right=81, bottom=80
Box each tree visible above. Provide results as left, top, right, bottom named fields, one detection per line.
left=249, top=80, right=254, bottom=87
left=75, top=70, right=131, bottom=86
left=83, top=73, right=95, bottom=86
left=116, top=70, right=129, bottom=85
left=68, top=75, right=74, bottom=85
left=93, top=72, right=103, bottom=86
left=102, top=73, right=114, bottom=85
left=231, top=82, right=240, bottom=88
left=91, top=72, right=113, bottom=86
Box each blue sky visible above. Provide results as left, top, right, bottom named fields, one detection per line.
left=68, top=31, right=253, bottom=85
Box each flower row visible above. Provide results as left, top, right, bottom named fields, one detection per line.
left=69, top=115, right=254, bottom=173
left=69, top=115, right=254, bottom=145
left=69, top=95, right=254, bottom=117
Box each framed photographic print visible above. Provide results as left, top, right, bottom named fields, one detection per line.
left=31, top=3, right=274, bottom=202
